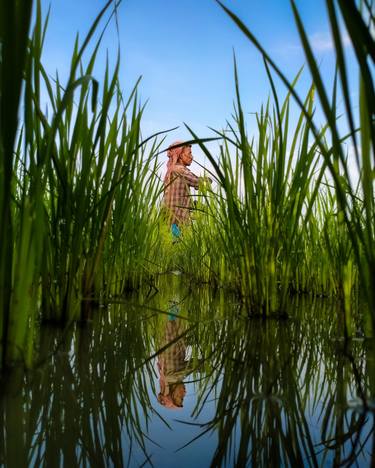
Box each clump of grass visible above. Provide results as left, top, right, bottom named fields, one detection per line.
left=168, top=0, right=372, bottom=336
left=208, top=0, right=374, bottom=332
left=183, top=70, right=336, bottom=316
left=0, top=0, right=164, bottom=367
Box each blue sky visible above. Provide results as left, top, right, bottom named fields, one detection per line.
left=39, top=0, right=356, bottom=173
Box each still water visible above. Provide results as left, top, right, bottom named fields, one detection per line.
left=1, top=277, right=375, bottom=467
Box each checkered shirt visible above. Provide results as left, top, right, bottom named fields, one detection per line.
left=163, top=164, right=200, bottom=225
left=158, top=320, right=188, bottom=383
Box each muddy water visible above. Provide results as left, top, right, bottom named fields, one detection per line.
left=1, top=277, right=375, bottom=467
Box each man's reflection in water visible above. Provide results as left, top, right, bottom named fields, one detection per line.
left=157, top=301, right=191, bottom=410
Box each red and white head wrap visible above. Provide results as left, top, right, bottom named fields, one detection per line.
left=164, top=141, right=185, bottom=184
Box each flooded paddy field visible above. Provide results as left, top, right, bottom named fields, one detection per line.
left=1, top=278, right=374, bottom=467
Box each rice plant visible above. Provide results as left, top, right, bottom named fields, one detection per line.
left=162, top=0, right=373, bottom=338
left=1, top=0, right=374, bottom=373
left=0, top=0, right=164, bottom=367
left=209, top=0, right=375, bottom=330
left=182, top=73, right=332, bottom=316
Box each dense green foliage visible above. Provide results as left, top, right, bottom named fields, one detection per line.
left=0, top=0, right=164, bottom=366
left=0, top=3, right=375, bottom=465
left=172, top=0, right=374, bottom=335
left=0, top=0, right=374, bottom=370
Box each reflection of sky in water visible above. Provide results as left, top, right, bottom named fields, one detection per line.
left=135, top=385, right=374, bottom=466
left=139, top=374, right=219, bottom=468
left=1, top=285, right=375, bottom=467
left=133, top=313, right=374, bottom=467
left=130, top=365, right=375, bottom=467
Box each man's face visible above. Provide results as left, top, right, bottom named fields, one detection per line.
left=181, top=145, right=193, bottom=166
left=172, top=383, right=186, bottom=407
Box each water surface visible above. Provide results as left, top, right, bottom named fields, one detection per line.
left=1, top=278, right=375, bottom=467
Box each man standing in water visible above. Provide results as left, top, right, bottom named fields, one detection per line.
left=163, top=141, right=206, bottom=237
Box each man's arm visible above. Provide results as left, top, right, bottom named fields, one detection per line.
left=181, top=167, right=200, bottom=189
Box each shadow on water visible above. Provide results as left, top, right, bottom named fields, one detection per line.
left=1, top=277, right=375, bottom=467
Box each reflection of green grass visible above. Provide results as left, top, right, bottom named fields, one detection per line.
left=176, top=295, right=375, bottom=466
left=0, top=283, right=220, bottom=466
left=0, top=305, right=161, bottom=466
left=0, top=281, right=374, bottom=466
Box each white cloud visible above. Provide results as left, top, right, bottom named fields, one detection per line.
left=309, top=31, right=352, bottom=52
left=273, top=31, right=352, bottom=57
